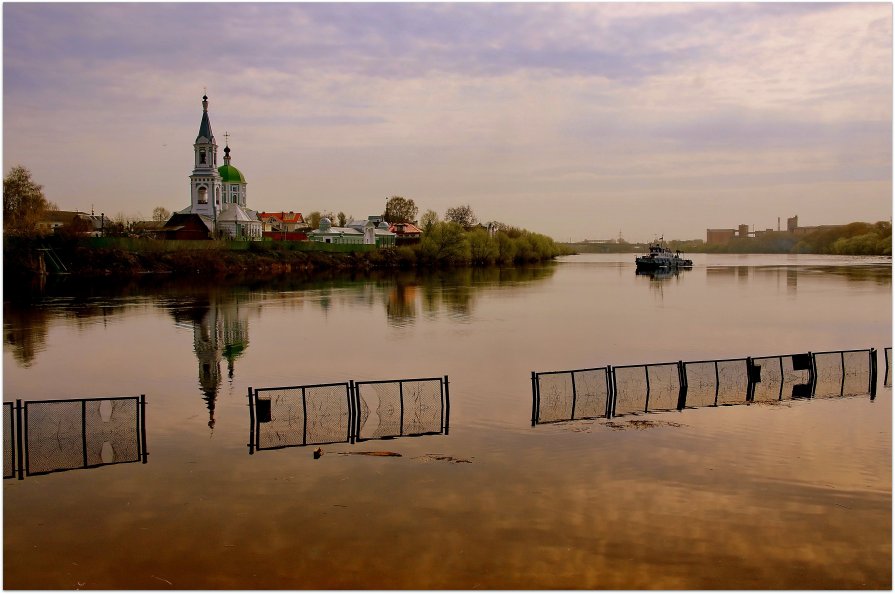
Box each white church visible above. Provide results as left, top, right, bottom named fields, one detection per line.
left=175, top=94, right=262, bottom=239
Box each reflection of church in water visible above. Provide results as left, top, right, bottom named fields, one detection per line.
left=193, top=297, right=250, bottom=430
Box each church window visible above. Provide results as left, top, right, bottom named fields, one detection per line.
left=199, top=150, right=206, bottom=165
left=198, top=186, right=208, bottom=204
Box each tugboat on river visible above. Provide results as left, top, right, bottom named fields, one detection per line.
left=635, top=240, right=693, bottom=272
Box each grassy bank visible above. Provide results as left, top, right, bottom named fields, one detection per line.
left=5, top=225, right=570, bottom=278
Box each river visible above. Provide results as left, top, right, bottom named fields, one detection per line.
left=3, top=253, right=891, bottom=588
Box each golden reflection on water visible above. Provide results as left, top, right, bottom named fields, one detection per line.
left=3, top=255, right=891, bottom=588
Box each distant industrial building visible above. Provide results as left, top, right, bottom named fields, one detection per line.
left=706, top=215, right=840, bottom=245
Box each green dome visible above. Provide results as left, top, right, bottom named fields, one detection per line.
left=218, top=164, right=246, bottom=183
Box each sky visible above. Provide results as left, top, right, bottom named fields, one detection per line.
left=3, top=2, right=892, bottom=242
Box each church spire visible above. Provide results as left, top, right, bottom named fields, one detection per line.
left=223, top=131, right=231, bottom=165
left=196, top=94, right=214, bottom=143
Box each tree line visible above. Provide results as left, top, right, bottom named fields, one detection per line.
left=567, top=222, right=892, bottom=257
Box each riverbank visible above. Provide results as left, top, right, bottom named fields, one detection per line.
left=4, top=230, right=571, bottom=279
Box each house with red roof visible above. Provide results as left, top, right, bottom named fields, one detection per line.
left=259, top=211, right=309, bottom=241
left=389, top=222, right=423, bottom=244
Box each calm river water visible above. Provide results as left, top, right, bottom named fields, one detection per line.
left=3, top=253, right=892, bottom=589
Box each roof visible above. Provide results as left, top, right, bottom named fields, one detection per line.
left=259, top=211, right=305, bottom=224
left=309, top=226, right=362, bottom=236
left=218, top=164, right=246, bottom=184
left=218, top=203, right=259, bottom=223
left=389, top=222, right=422, bottom=235
left=163, top=213, right=213, bottom=232
left=196, top=95, right=214, bottom=143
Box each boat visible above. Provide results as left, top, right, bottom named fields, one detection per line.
left=635, top=242, right=693, bottom=271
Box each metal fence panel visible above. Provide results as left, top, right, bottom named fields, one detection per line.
left=716, top=359, right=750, bottom=405
left=842, top=350, right=871, bottom=397
left=355, top=378, right=444, bottom=440
left=572, top=369, right=610, bottom=420
left=305, top=384, right=353, bottom=446
left=644, top=364, right=681, bottom=413
left=256, top=388, right=305, bottom=449
left=254, top=383, right=352, bottom=449
left=683, top=362, right=718, bottom=408
left=612, top=366, right=649, bottom=416
left=23, top=398, right=142, bottom=476
left=84, top=399, right=140, bottom=466
left=356, top=382, right=402, bottom=440
left=535, top=373, right=574, bottom=423
left=750, top=356, right=784, bottom=402
left=400, top=379, right=443, bottom=436
left=25, top=400, right=84, bottom=475
left=813, top=352, right=845, bottom=398
left=533, top=368, right=610, bottom=424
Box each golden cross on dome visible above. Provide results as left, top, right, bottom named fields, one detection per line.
left=224, top=131, right=230, bottom=146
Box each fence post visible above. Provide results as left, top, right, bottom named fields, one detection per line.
left=15, top=400, right=24, bottom=480
left=443, top=375, right=450, bottom=435
left=746, top=357, right=756, bottom=402
left=81, top=399, right=88, bottom=469
left=570, top=371, right=578, bottom=421
left=869, top=348, right=878, bottom=399
left=301, top=387, right=308, bottom=446
left=643, top=366, right=651, bottom=413
left=348, top=381, right=355, bottom=444
left=885, top=348, right=891, bottom=387
left=140, top=394, right=148, bottom=464
left=808, top=352, right=816, bottom=398
left=839, top=351, right=846, bottom=397
left=354, top=382, right=362, bottom=442
left=604, top=367, right=613, bottom=419
left=531, top=372, right=538, bottom=426
left=398, top=381, right=405, bottom=436
left=778, top=357, right=785, bottom=401
left=676, top=361, right=688, bottom=411
left=247, top=388, right=255, bottom=454
left=713, top=360, right=720, bottom=406
left=608, top=366, right=616, bottom=418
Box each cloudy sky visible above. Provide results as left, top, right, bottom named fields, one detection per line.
left=3, top=2, right=892, bottom=241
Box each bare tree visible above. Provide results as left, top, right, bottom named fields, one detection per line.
left=4, top=165, right=52, bottom=235
left=445, top=204, right=478, bottom=229
left=152, top=206, right=171, bottom=223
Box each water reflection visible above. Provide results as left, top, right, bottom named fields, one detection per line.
left=168, top=294, right=252, bottom=430
left=4, top=267, right=557, bottom=408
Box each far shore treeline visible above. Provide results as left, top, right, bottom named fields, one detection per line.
left=565, top=221, right=892, bottom=257
left=3, top=226, right=571, bottom=278
left=3, top=165, right=890, bottom=280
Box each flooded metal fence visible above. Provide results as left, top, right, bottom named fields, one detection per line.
left=248, top=376, right=449, bottom=452
left=531, top=367, right=612, bottom=424
left=3, top=396, right=148, bottom=479
left=354, top=377, right=450, bottom=441
left=248, top=382, right=354, bottom=451
left=533, top=348, right=881, bottom=425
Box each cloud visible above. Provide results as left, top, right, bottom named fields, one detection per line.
left=3, top=3, right=891, bottom=241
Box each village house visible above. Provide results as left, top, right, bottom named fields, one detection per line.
left=259, top=211, right=309, bottom=241
left=388, top=222, right=423, bottom=244
left=309, top=217, right=395, bottom=247
left=37, top=211, right=105, bottom=237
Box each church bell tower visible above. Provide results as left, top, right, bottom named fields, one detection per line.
left=190, top=94, right=223, bottom=221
